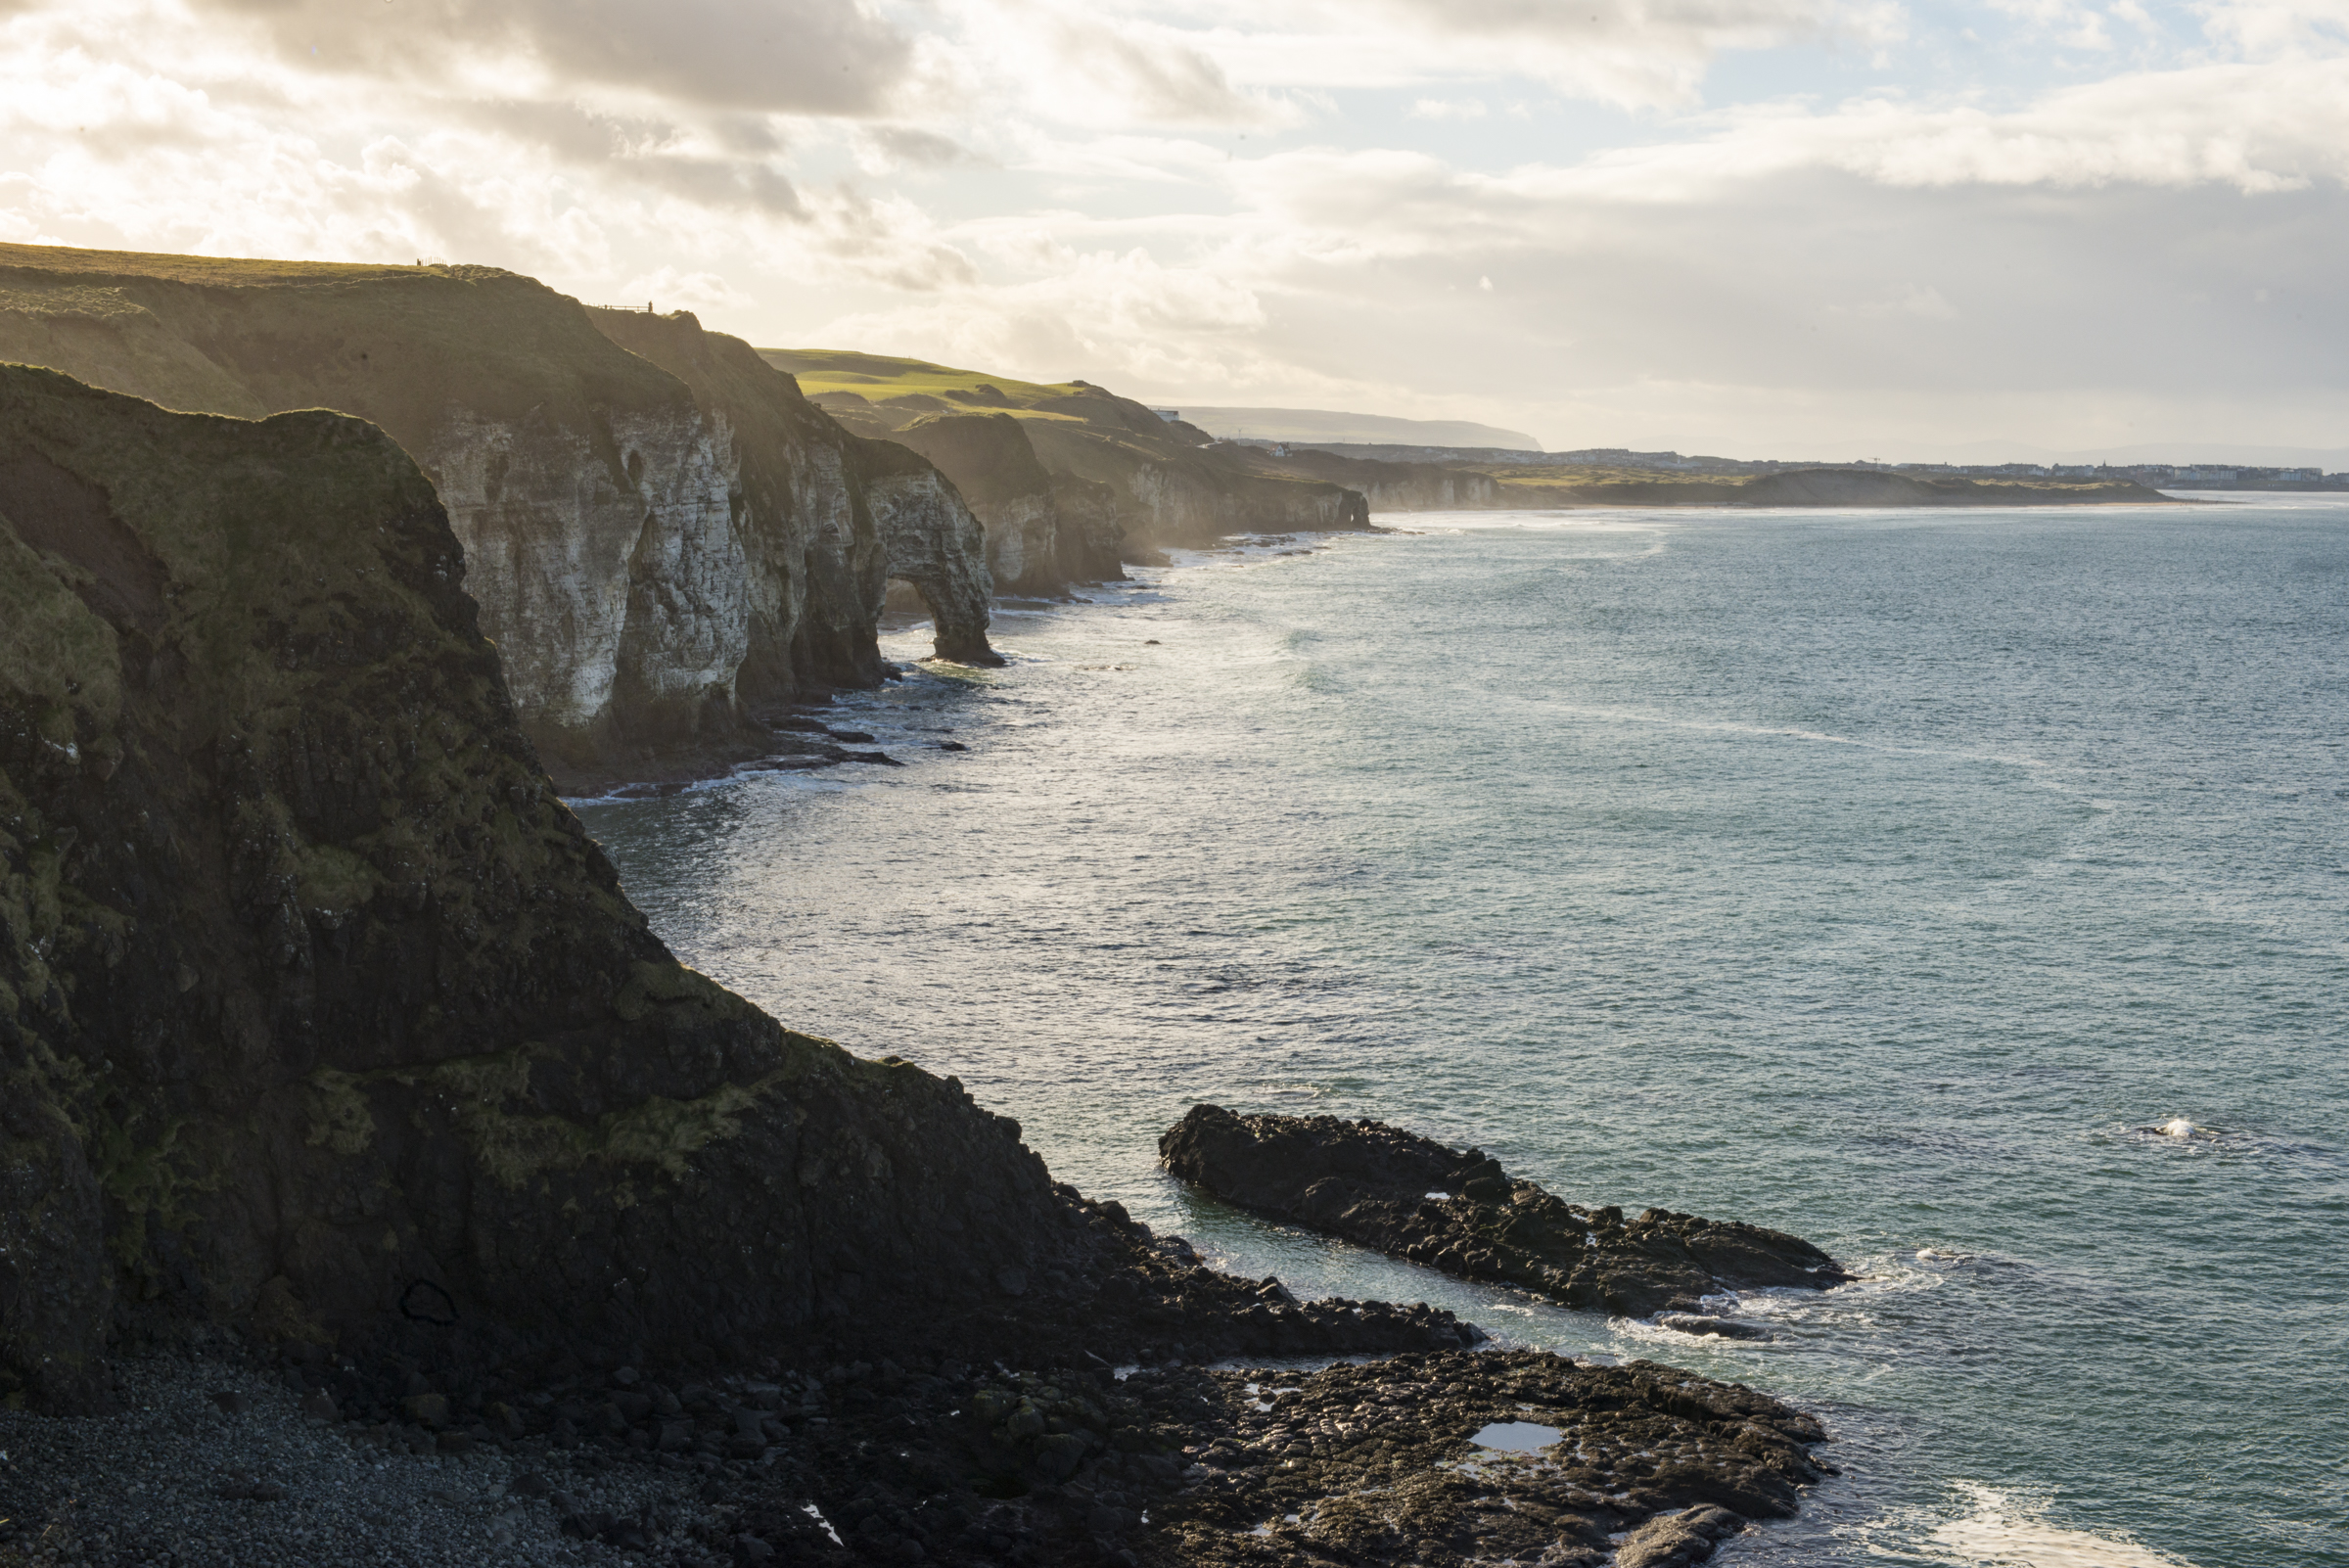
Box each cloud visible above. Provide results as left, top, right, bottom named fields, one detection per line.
left=616, top=266, right=752, bottom=311
left=2199, top=0, right=2349, bottom=55
left=2, top=0, right=2343, bottom=454
left=941, top=0, right=1299, bottom=128
left=1831, top=282, right=1958, bottom=318
left=1989, top=0, right=2117, bottom=50
left=193, top=0, right=914, bottom=115
left=806, top=247, right=1270, bottom=386
left=1186, top=0, right=1911, bottom=108
left=857, top=125, right=984, bottom=171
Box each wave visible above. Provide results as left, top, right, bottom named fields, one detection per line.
left=1531, top=702, right=2056, bottom=774
left=1857, top=1482, right=2202, bottom=1567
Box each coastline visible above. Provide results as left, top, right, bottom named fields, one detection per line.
left=569, top=500, right=2339, bottom=1566
left=34, top=487, right=2327, bottom=1564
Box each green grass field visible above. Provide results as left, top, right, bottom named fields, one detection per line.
left=756, top=348, right=1099, bottom=421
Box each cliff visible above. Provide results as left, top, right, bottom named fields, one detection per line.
left=0, top=244, right=998, bottom=790
left=0, top=365, right=1457, bottom=1415
left=583, top=309, right=999, bottom=669
left=1237, top=447, right=1507, bottom=511
left=763, top=350, right=1374, bottom=562
left=878, top=411, right=1125, bottom=595
left=1, top=366, right=1834, bottom=1567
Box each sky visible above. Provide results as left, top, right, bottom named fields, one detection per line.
left=2, top=0, right=2344, bottom=457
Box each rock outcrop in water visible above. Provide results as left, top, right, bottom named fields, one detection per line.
left=0, top=366, right=1451, bottom=1414
left=1162, top=1105, right=1850, bottom=1316
left=0, top=244, right=998, bottom=789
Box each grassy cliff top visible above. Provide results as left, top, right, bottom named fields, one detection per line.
left=758, top=348, right=1099, bottom=421
left=0, top=243, right=693, bottom=468
left=0, top=242, right=429, bottom=288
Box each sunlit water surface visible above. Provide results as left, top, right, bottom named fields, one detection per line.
left=576, top=496, right=2349, bottom=1567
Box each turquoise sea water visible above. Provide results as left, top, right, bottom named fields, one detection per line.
left=576, top=496, right=2349, bottom=1567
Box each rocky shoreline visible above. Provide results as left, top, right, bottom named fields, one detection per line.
left=1, top=366, right=1841, bottom=1566
left=3, top=1332, right=1830, bottom=1568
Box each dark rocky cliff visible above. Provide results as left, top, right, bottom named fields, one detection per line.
left=0, top=366, right=1468, bottom=1416
left=0, top=244, right=998, bottom=790
left=1, top=367, right=1834, bottom=1565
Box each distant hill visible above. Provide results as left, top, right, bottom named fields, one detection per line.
left=1179, top=406, right=1542, bottom=451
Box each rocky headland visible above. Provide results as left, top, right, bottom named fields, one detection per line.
left=763, top=351, right=1375, bottom=561
left=2, top=365, right=1833, bottom=1566
left=0, top=244, right=1002, bottom=792
left=1162, top=1106, right=1851, bottom=1321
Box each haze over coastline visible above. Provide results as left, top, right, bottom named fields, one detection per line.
left=1, top=0, right=2342, bottom=456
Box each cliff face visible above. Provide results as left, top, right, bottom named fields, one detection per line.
left=0, top=366, right=1058, bottom=1412
left=1245, top=449, right=1505, bottom=511
left=850, top=439, right=1003, bottom=663
left=768, top=350, right=1375, bottom=562
left=583, top=309, right=1001, bottom=676
left=878, top=412, right=1126, bottom=597
left=1077, top=435, right=1368, bottom=544
left=0, top=245, right=997, bottom=788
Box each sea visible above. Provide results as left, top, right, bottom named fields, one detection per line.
left=574, top=493, right=2349, bottom=1567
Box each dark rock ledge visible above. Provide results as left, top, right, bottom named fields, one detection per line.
left=1161, top=1106, right=1852, bottom=1317
left=1, top=1340, right=1830, bottom=1568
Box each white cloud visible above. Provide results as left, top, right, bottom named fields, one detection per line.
left=190, top=0, right=914, bottom=115
left=616, top=266, right=752, bottom=312
left=0, top=0, right=2342, bottom=452
left=1832, top=283, right=1958, bottom=318
left=2199, top=0, right=2349, bottom=54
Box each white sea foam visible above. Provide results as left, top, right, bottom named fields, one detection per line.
left=1867, top=1482, right=2202, bottom=1567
